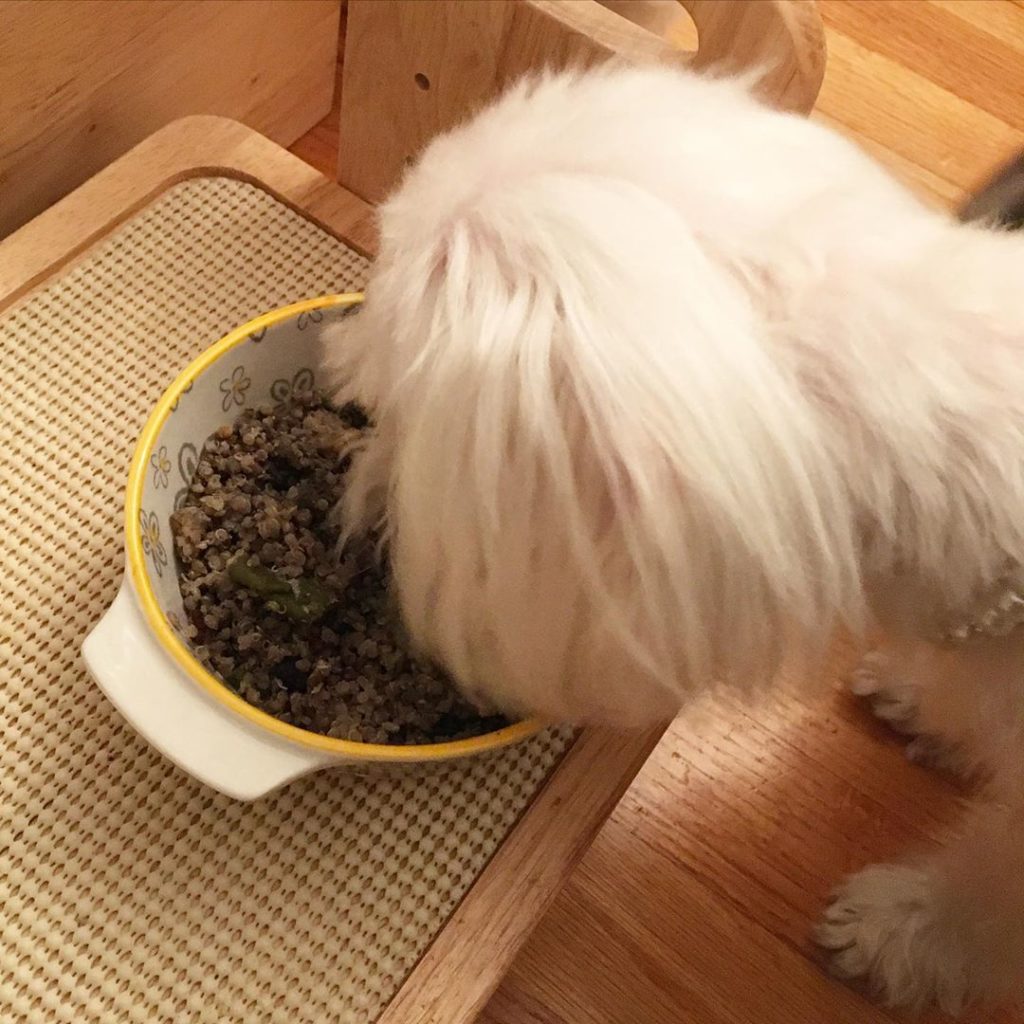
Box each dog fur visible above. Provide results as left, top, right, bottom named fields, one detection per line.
left=321, top=64, right=1024, bottom=1012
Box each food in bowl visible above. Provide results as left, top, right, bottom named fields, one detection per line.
left=169, top=389, right=510, bottom=745
left=83, top=296, right=540, bottom=801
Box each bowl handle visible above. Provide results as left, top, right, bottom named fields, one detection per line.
left=82, top=580, right=340, bottom=800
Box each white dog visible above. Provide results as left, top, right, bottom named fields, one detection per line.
left=322, top=65, right=1024, bottom=1013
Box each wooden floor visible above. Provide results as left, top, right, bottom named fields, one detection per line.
left=291, top=3, right=1024, bottom=1021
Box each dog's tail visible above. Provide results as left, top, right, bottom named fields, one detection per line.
left=357, top=159, right=868, bottom=722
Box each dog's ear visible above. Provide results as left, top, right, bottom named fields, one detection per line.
left=366, top=170, right=864, bottom=722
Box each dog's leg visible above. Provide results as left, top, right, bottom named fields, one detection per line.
left=849, top=635, right=1024, bottom=780
left=817, top=782, right=1024, bottom=1012
left=820, top=635, right=1024, bottom=1010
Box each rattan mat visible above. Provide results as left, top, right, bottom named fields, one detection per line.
left=0, top=177, right=573, bottom=1024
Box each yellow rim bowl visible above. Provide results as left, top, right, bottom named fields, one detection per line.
left=125, top=294, right=543, bottom=762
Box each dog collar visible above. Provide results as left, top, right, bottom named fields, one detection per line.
left=941, top=571, right=1024, bottom=645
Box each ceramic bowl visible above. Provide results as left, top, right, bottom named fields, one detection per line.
left=83, top=294, right=541, bottom=800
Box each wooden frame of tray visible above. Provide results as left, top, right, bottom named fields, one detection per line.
left=0, top=114, right=666, bottom=1024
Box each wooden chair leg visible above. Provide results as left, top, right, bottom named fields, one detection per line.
left=337, top=0, right=825, bottom=204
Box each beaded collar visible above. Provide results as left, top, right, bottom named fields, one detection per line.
left=941, top=571, right=1024, bottom=645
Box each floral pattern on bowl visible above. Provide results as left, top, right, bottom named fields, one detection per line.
left=135, top=296, right=362, bottom=624
left=84, top=293, right=543, bottom=800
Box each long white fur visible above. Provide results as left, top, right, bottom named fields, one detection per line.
left=320, top=63, right=1024, bottom=1012
left=324, top=64, right=1024, bottom=724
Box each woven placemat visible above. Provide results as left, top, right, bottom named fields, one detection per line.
left=0, top=177, right=573, bottom=1024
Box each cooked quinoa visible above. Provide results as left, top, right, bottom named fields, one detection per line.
left=169, top=391, right=509, bottom=744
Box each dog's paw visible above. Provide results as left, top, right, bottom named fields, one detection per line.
left=849, top=654, right=970, bottom=775
left=849, top=652, right=921, bottom=734
left=903, top=735, right=978, bottom=777
left=816, top=864, right=969, bottom=1014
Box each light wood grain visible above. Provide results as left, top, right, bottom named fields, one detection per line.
left=479, top=686, right=980, bottom=1024
left=290, top=0, right=347, bottom=177
left=377, top=727, right=665, bottom=1024
left=0, top=0, right=340, bottom=239
left=0, top=115, right=375, bottom=310
left=814, top=0, right=1024, bottom=209
left=598, top=0, right=699, bottom=48
left=336, top=0, right=824, bottom=203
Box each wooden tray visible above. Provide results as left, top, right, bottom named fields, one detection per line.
left=0, top=116, right=662, bottom=1024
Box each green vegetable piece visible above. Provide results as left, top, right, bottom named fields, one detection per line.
left=228, top=556, right=292, bottom=597
left=229, top=554, right=334, bottom=622
left=267, top=577, right=334, bottom=623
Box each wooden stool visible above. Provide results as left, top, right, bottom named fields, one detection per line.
left=338, top=0, right=826, bottom=202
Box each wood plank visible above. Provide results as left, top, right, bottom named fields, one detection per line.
left=478, top=689, right=1021, bottom=1024
left=923, top=0, right=1024, bottom=54
left=289, top=0, right=347, bottom=178
left=377, top=727, right=665, bottom=1024
left=0, top=115, right=375, bottom=311
left=0, top=0, right=340, bottom=238
left=820, top=1, right=1024, bottom=130
left=815, top=27, right=1023, bottom=194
